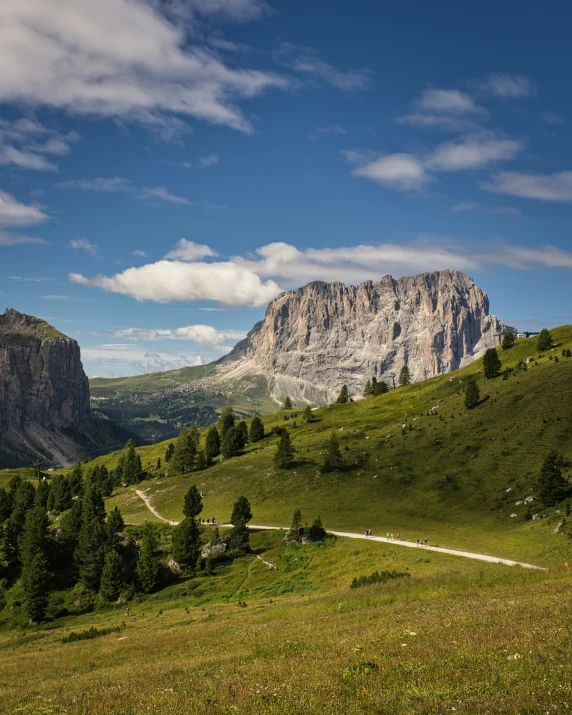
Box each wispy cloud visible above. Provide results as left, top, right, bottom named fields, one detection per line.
left=0, top=232, right=46, bottom=246
left=0, top=117, right=80, bottom=171
left=274, top=42, right=374, bottom=92
left=482, top=171, right=572, bottom=202
left=425, top=136, right=523, bottom=171
left=450, top=202, right=521, bottom=217
left=132, top=249, right=147, bottom=257
left=164, top=239, right=218, bottom=261
left=540, top=111, right=565, bottom=126
left=309, top=124, right=347, bottom=140
left=482, top=73, right=535, bottom=99
left=0, top=190, right=48, bottom=227
left=100, top=324, right=246, bottom=349
left=416, top=89, right=485, bottom=115
left=199, top=153, right=219, bottom=168
left=58, top=177, right=203, bottom=207
left=69, top=238, right=99, bottom=254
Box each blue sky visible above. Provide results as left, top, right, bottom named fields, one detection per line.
left=1, top=0, right=572, bottom=376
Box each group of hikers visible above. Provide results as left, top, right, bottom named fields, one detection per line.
left=200, top=518, right=217, bottom=524
left=363, top=530, right=429, bottom=547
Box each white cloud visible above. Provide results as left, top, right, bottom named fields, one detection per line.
left=0, top=0, right=287, bottom=135
left=70, top=260, right=282, bottom=306
left=137, top=186, right=191, bottom=205
left=103, top=324, right=246, bottom=349
left=69, top=238, right=98, bottom=254
left=132, top=249, right=147, bottom=257
left=484, top=74, right=534, bottom=99
left=58, top=177, right=204, bottom=206
left=0, top=190, right=48, bottom=226
left=0, top=117, right=79, bottom=171
left=41, top=294, right=79, bottom=300
left=164, top=239, right=217, bottom=261
left=0, top=146, right=57, bottom=171
left=395, top=114, right=481, bottom=132
left=57, top=177, right=132, bottom=193
left=449, top=202, right=520, bottom=217
left=416, top=89, right=484, bottom=115
left=351, top=153, right=430, bottom=191
left=199, top=153, right=219, bottom=168
left=482, top=171, right=572, bottom=202
left=426, top=137, right=523, bottom=171
left=274, top=42, right=374, bottom=92
left=81, top=343, right=206, bottom=374
left=0, top=231, right=46, bottom=246
left=309, top=124, right=347, bottom=139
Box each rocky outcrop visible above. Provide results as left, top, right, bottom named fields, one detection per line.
left=0, top=309, right=126, bottom=467
left=219, top=270, right=511, bottom=403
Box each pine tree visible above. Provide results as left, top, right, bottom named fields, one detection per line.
left=123, top=440, right=143, bottom=484
left=249, top=416, right=265, bottom=442
left=538, top=450, right=571, bottom=507
left=136, top=522, right=161, bottom=593
left=218, top=407, right=235, bottom=437
left=236, top=421, right=249, bottom=449
left=274, top=430, right=295, bottom=469
left=282, top=396, right=293, bottom=410
left=336, top=385, right=349, bottom=404
left=48, top=475, right=72, bottom=513
left=183, top=485, right=203, bottom=518
left=221, top=426, right=243, bottom=458
left=188, top=424, right=200, bottom=447
left=82, top=475, right=106, bottom=525
left=205, top=426, right=221, bottom=464
left=156, top=457, right=161, bottom=470
left=373, top=380, right=389, bottom=396
left=172, top=517, right=201, bottom=572
left=399, top=365, right=411, bottom=386
left=483, top=348, right=502, bottom=378
left=106, top=506, right=125, bottom=540
left=502, top=331, right=516, bottom=350
left=195, top=449, right=207, bottom=471
left=302, top=405, right=313, bottom=422
left=164, top=443, right=175, bottom=463
left=34, top=479, right=50, bottom=509
left=3, top=481, right=35, bottom=563
left=59, top=499, right=83, bottom=551
left=68, top=462, right=83, bottom=496
left=20, top=505, right=50, bottom=621
left=231, top=496, right=252, bottom=526
left=76, top=518, right=107, bottom=591
left=321, top=433, right=343, bottom=472
left=464, top=379, right=480, bottom=409
left=0, top=488, right=10, bottom=522
left=308, top=516, right=327, bottom=542
left=363, top=379, right=372, bottom=397
left=169, top=428, right=197, bottom=475
left=537, top=328, right=554, bottom=352
left=289, top=509, right=303, bottom=541
left=99, top=548, right=125, bottom=601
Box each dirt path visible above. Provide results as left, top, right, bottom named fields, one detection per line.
left=132, top=492, right=543, bottom=570
left=134, top=489, right=179, bottom=525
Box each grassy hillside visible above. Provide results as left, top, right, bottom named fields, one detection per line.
left=57, top=327, right=572, bottom=566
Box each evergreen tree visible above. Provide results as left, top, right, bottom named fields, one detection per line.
left=68, top=462, right=83, bottom=496
left=249, top=416, right=265, bottom=442
left=373, top=380, right=389, bottom=396
left=231, top=496, right=252, bottom=526
left=195, top=449, right=207, bottom=471
left=188, top=424, right=200, bottom=447
left=221, top=426, right=243, bottom=458
left=218, top=407, right=235, bottom=438
left=76, top=518, right=107, bottom=591
left=205, top=426, right=221, bottom=464
left=308, top=516, right=327, bottom=542
left=274, top=430, right=295, bottom=469
left=47, top=475, right=72, bottom=513
left=483, top=348, right=502, bottom=378
left=34, top=479, right=50, bottom=509
left=20, top=505, right=50, bottom=621
left=336, top=384, right=349, bottom=404
left=289, top=509, right=303, bottom=541
left=59, top=499, right=83, bottom=551
left=537, top=328, right=554, bottom=352
left=0, top=488, right=10, bottom=522
left=282, top=396, right=293, bottom=410
left=363, top=379, right=372, bottom=397
left=321, top=433, right=343, bottom=472
left=122, top=440, right=143, bottom=484
left=106, top=506, right=125, bottom=541
left=172, top=517, right=201, bottom=572
left=183, top=485, right=203, bottom=518
left=227, top=521, right=250, bottom=554
left=164, top=443, right=175, bottom=463
left=136, top=522, right=161, bottom=593
left=3, top=481, right=35, bottom=563
left=99, top=549, right=125, bottom=601
left=464, top=379, right=480, bottom=409
left=501, top=331, right=516, bottom=350
left=169, top=428, right=196, bottom=475
left=236, top=421, right=249, bottom=449
left=82, top=475, right=106, bottom=525
left=399, top=365, right=411, bottom=386
left=156, top=457, right=161, bottom=470
left=539, top=450, right=571, bottom=507
left=302, top=405, right=313, bottom=422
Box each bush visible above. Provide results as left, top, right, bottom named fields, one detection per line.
left=62, top=626, right=122, bottom=643
left=350, top=570, right=410, bottom=589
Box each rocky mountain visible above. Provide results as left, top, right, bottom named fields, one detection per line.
left=218, top=270, right=512, bottom=403
left=0, top=309, right=128, bottom=468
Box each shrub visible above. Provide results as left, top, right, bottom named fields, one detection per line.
left=350, top=570, right=410, bottom=589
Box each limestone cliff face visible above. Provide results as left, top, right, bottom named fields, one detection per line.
left=0, top=309, right=122, bottom=467
left=220, top=271, right=510, bottom=403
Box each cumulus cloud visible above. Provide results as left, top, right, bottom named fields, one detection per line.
left=0, top=0, right=287, bottom=135
left=274, top=42, right=374, bottom=92
left=425, top=136, right=523, bottom=171
left=164, top=239, right=218, bottom=261
left=70, top=260, right=282, bottom=306
left=416, top=89, right=484, bottom=115
left=482, top=171, right=572, bottom=202
left=81, top=344, right=206, bottom=374
left=0, top=190, right=48, bottom=226
left=69, top=238, right=98, bottom=254
left=483, top=73, right=535, bottom=99
left=350, top=153, right=430, bottom=191
left=103, top=324, right=246, bottom=349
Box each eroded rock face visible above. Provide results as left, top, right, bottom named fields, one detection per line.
left=0, top=309, right=119, bottom=467
left=220, top=270, right=510, bottom=403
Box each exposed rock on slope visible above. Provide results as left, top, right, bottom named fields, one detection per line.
left=0, top=309, right=126, bottom=467
left=219, top=270, right=511, bottom=403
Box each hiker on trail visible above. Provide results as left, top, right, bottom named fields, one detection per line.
left=364, top=529, right=368, bottom=538
left=390, top=532, right=394, bottom=540
left=397, top=532, right=400, bottom=541
left=386, top=532, right=390, bottom=539
left=424, top=537, right=428, bottom=546
left=416, top=539, right=419, bottom=546
left=212, top=517, right=216, bottom=523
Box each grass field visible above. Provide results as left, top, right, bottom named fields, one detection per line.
left=0, top=528, right=570, bottom=714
